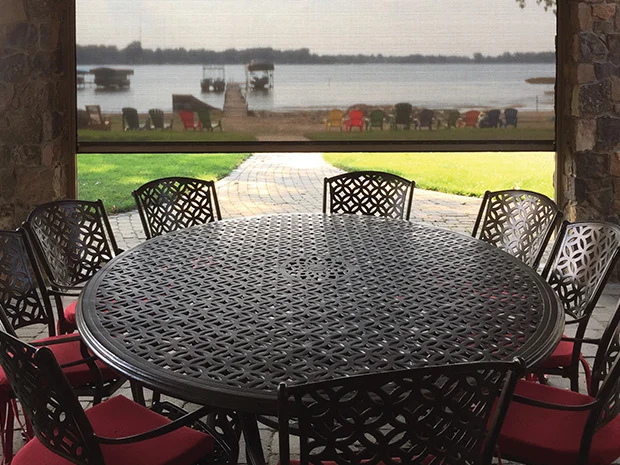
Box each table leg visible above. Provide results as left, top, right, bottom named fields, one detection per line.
left=129, top=380, right=146, bottom=406
left=239, top=413, right=267, bottom=465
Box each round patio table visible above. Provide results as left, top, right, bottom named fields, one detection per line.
left=77, top=213, right=563, bottom=462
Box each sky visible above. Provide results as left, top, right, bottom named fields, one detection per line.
left=76, top=0, right=556, bottom=57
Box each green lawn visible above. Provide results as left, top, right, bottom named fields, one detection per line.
left=323, top=152, right=555, bottom=198
left=307, top=128, right=554, bottom=141
left=78, top=153, right=251, bottom=213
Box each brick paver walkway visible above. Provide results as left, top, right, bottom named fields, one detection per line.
left=109, top=152, right=480, bottom=250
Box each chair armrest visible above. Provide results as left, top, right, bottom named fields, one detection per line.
left=95, top=406, right=211, bottom=445
left=511, top=393, right=597, bottom=412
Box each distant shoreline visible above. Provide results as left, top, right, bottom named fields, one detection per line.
left=77, top=44, right=555, bottom=66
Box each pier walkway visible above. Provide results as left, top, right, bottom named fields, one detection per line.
left=223, top=82, right=248, bottom=117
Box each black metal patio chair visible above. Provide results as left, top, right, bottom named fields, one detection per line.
left=23, top=199, right=122, bottom=334
left=0, top=330, right=218, bottom=465
left=0, top=227, right=124, bottom=462
left=498, top=297, right=620, bottom=465
left=132, top=176, right=222, bottom=239
left=536, top=220, right=620, bottom=392
left=472, top=189, right=561, bottom=269
left=323, top=171, right=415, bottom=220
left=279, top=359, right=524, bottom=465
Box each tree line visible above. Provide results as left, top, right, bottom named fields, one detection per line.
left=76, top=42, right=555, bottom=66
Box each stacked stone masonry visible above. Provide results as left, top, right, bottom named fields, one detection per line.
left=561, top=0, right=620, bottom=225
left=0, top=0, right=72, bottom=229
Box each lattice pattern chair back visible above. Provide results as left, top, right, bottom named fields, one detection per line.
left=0, top=331, right=104, bottom=465
left=278, top=360, right=524, bottom=465
left=132, top=177, right=222, bottom=239
left=472, top=189, right=561, bottom=269
left=24, top=199, right=120, bottom=289
left=0, top=228, right=56, bottom=336
left=323, top=171, right=415, bottom=220
left=542, top=221, right=620, bottom=322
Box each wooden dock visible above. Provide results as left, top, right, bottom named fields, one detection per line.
left=223, top=83, right=248, bottom=117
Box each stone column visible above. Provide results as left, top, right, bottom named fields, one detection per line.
left=0, top=0, right=75, bottom=229
left=557, top=0, right=620, bottom=222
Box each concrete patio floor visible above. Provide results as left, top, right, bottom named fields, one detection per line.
left=10, top=152, right=620, bottom=464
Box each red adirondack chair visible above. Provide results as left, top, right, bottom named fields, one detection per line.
left=345, top=110, right=364, bottom=132
left=463, top=110, right=481, bottom=128
left=179, top=110, right=200, bottom=131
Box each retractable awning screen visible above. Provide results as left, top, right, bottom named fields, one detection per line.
left=75, top=0, right=556, bottom=152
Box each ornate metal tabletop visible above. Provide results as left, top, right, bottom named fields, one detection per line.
left=78, top=213, right=563, bottom=415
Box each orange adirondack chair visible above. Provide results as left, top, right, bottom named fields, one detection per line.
left=179, top=110, right=200, bottom=131
left=324, top=109, right=344, bottom=131
left=345, top=109, right=364, bottom=132
left=85, top=105, right=111, bottom=130
left=463, top=110, right=481, bottom=128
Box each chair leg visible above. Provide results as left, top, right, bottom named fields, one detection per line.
left=0, top=400, right=12, bottom=465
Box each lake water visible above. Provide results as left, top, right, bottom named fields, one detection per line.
left=77, top=63, right=555, bottom=114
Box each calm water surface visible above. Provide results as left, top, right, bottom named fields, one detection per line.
left=76, top=63, right=555, bottom=114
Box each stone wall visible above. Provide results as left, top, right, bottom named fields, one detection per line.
left=558, top=0, right=620, bottom=222
left=0, top=0, right=74, bottom=229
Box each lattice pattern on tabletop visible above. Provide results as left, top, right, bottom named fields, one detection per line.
left=473, top=189, right=561, bottom=269
left=80, top=213, right=561, bottom=413
left=278, top=360, right=523, bottom=465
left=25, top=199, right=119, bottom=288
left=0, top=229, right=55, bottom=334
left=323, top=171, right=415, bottom=220
left=132, top=177, right=222, bottom=239
left=543, top=221, right=620, bottom=320
left=0, top=332, right=104, bottom=465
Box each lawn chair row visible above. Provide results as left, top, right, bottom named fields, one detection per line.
left=178, top=109, right=223, bottom=132
left=122, top=107, right=173, bottom=131
left=447, top=108, right=519, bottom=129
left=324, top=106, right=437, bottom=132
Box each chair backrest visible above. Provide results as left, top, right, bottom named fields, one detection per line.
left=447, top=110, right=461, bottom=128
left=0, top=228, right=56, bottom=336
left=85, top=105, right=104, bottom=125
left=327, top=109, right=343, bottom=126
left=122, top=107, right=140, bottom=130
left=418, top=109, right=434, bottom=128
left=0, top=331, right=103, bottom=465
left=464, top=110, right=480, bottom=127
left=348, top=109, right=364, bottom=123
left=132, top=177, right=222, bottom=239
left=323, top=171, right=415, bottom=220
left=394, top=103, right=412, bottom=124
left=149, top=108, right=165, bottom=129
left=541, top=221, right=620, bottom=325
left=472, top=189, right=561, bottom=269
left=179, top=110, right=195, bottom=128
left=278, top=360, right=524, bottom=465
left=487, top=109, right=501, bottom=126
left=504, top=108, right=518, bottom=126
left=197, top=109, right=213, bottom=126
left=369, top=109, right=385, bottom=126
left=24, top=199, right=120, bottom=289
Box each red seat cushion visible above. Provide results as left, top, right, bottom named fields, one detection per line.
left=539, top=336, right=573, bottom=368
left=64, top=300, right=77, bottom=325
left=498, top=379, right=620, bottom=465
left=13, top=395, right=213, bottom=465
left=0, top=334, right=118, bottom=389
